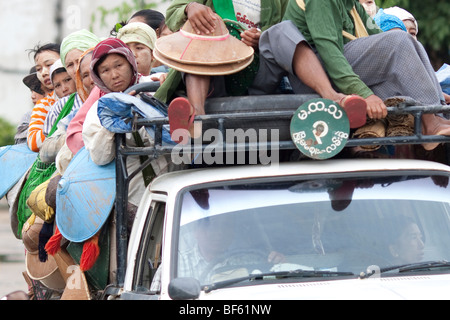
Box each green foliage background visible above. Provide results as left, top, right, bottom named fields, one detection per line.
left=378, top=0, right=450, bottom=69
left=90, top=0, right=157, bottom=32
left=0, top=117, right=15, bottom=147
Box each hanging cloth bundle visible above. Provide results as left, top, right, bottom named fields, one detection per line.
left=295, top=0, right=369, bottom=41
left=16, top=93, right=77, bottom=239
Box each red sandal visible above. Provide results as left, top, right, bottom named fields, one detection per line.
left=168, top=97, right=195, bottom=144
left=339, top=95, right=367, bottom=129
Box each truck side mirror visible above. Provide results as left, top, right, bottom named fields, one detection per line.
left=168, top=277, right=201, bottom=300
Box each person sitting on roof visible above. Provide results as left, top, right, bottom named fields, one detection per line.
left=249, top=0, right=450, bottom=151
left=153, top=0, right=368, bottom=144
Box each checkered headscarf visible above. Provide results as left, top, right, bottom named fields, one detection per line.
left=90, top=38, right=138, bottom=93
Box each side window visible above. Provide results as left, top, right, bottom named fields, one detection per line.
left=133, top=201, right=166, bottom=293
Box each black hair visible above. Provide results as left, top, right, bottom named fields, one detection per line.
left=129, top=9, right=165, bottom=31
left=51, top=68, right=67, bottom=81
left=110, top=9, right=167, bottom=37
left=110, top=20, right=128, bottom=37
left=28, top=43, right=61, bottom=61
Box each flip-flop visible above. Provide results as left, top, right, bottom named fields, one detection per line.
left=339, top=95, right=367, bottom=129
left=168, top=97, right=195, bottom=144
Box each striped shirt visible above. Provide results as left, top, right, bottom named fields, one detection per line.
left=43, top=93, right=83, bottom=136
left=27, top=91, right=58, bottom=152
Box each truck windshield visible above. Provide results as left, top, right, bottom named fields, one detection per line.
left=175, top=173, right=450, bottom=286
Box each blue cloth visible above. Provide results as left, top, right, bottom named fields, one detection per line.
left=436, top=64, right=450, bottom=95
left=374, top=9, right=407, bottom=32
left=97, top=92, right=174, bottom=144
left=0, top=144, right=37, bottom=198
left=56, top=147, right=115, bottom=242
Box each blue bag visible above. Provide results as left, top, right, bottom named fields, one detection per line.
left=97, top=92, right=174, bottom=144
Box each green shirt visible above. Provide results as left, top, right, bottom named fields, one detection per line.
left=283, top=0, right=382, bottom=98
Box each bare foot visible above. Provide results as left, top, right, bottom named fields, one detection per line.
left=421, top=115, right=450, bottom=150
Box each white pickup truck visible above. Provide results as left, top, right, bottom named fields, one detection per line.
left=92, top=91, right=450, bottom=300
left=119, top=158, right=450, bottom=300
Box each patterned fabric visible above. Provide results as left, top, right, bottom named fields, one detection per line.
left=253, top=22, right=444, bottom=105
left=27, top=91, right=58, bottom=152
left=283, top=0, right=382, bottom=98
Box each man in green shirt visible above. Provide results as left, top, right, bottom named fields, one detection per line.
left=250, top=0, right=450, bottom=150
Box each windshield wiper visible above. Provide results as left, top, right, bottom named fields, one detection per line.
left=203, top=269, right=354, bottom=293
left=361, top=260, right=450, bottom=279
left=398, top=260, right=450, bottom=273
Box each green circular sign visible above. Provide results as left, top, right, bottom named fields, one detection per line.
left=290, top=98, right=350, bottom=160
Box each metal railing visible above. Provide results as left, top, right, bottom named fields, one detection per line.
left=113, top=93, right=450, bottom=287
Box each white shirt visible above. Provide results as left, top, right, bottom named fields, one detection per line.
left=232, top=0, right=261, bottom=29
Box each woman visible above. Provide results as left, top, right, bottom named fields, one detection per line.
left=82, top=38, right=166, bottom=211
left=44, top=30, right=100, bottom=137
left=128, top=9, right=172, bottom=38
left=75, top=49, right=96, bottom=102
left=60, top=29, right=102, bottom=81
left=55, top=48, right=97, bottom=175
left=27, top=43, right=60, bottom=152
left=117, top=22, right=157, bottom=76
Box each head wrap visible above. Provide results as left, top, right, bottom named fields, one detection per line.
left=116, top=22, right=157, bottom=50
left=49, top=59, right=66, bottom=84
left=23, top=66, right=44, bottom=95
left=383, top=6, right=418, bottom=35
left=60, top=29, right=101, bottom=68
left=374, top=9, right=407, bottom=33
left=90, top=38, right=138, bottom=93
left=75, top=48, right=95, bottom=102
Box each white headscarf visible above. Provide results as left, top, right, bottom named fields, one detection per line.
left=384, top=6, right=418, bottom=35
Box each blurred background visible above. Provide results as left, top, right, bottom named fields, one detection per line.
left=0, top=0, right=170, bottom=145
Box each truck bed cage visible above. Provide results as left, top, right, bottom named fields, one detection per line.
left=113, top=92, right=450, bottom=287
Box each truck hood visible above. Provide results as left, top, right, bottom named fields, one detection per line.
left=197, top=274, right=450, bottom=300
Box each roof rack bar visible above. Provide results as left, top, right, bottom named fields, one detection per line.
left=114, top=101, right=450, bottom=287
left=132, top=105, right=450, bottom=126
left=115, top=134, right=129, bottom=287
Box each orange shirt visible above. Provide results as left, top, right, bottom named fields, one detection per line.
left=27, top=91, right=57, bottom=152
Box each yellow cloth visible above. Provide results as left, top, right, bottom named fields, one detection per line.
left=117, top=22, right=157, bottom=50
left=26, top=178, right=55, bottom=223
